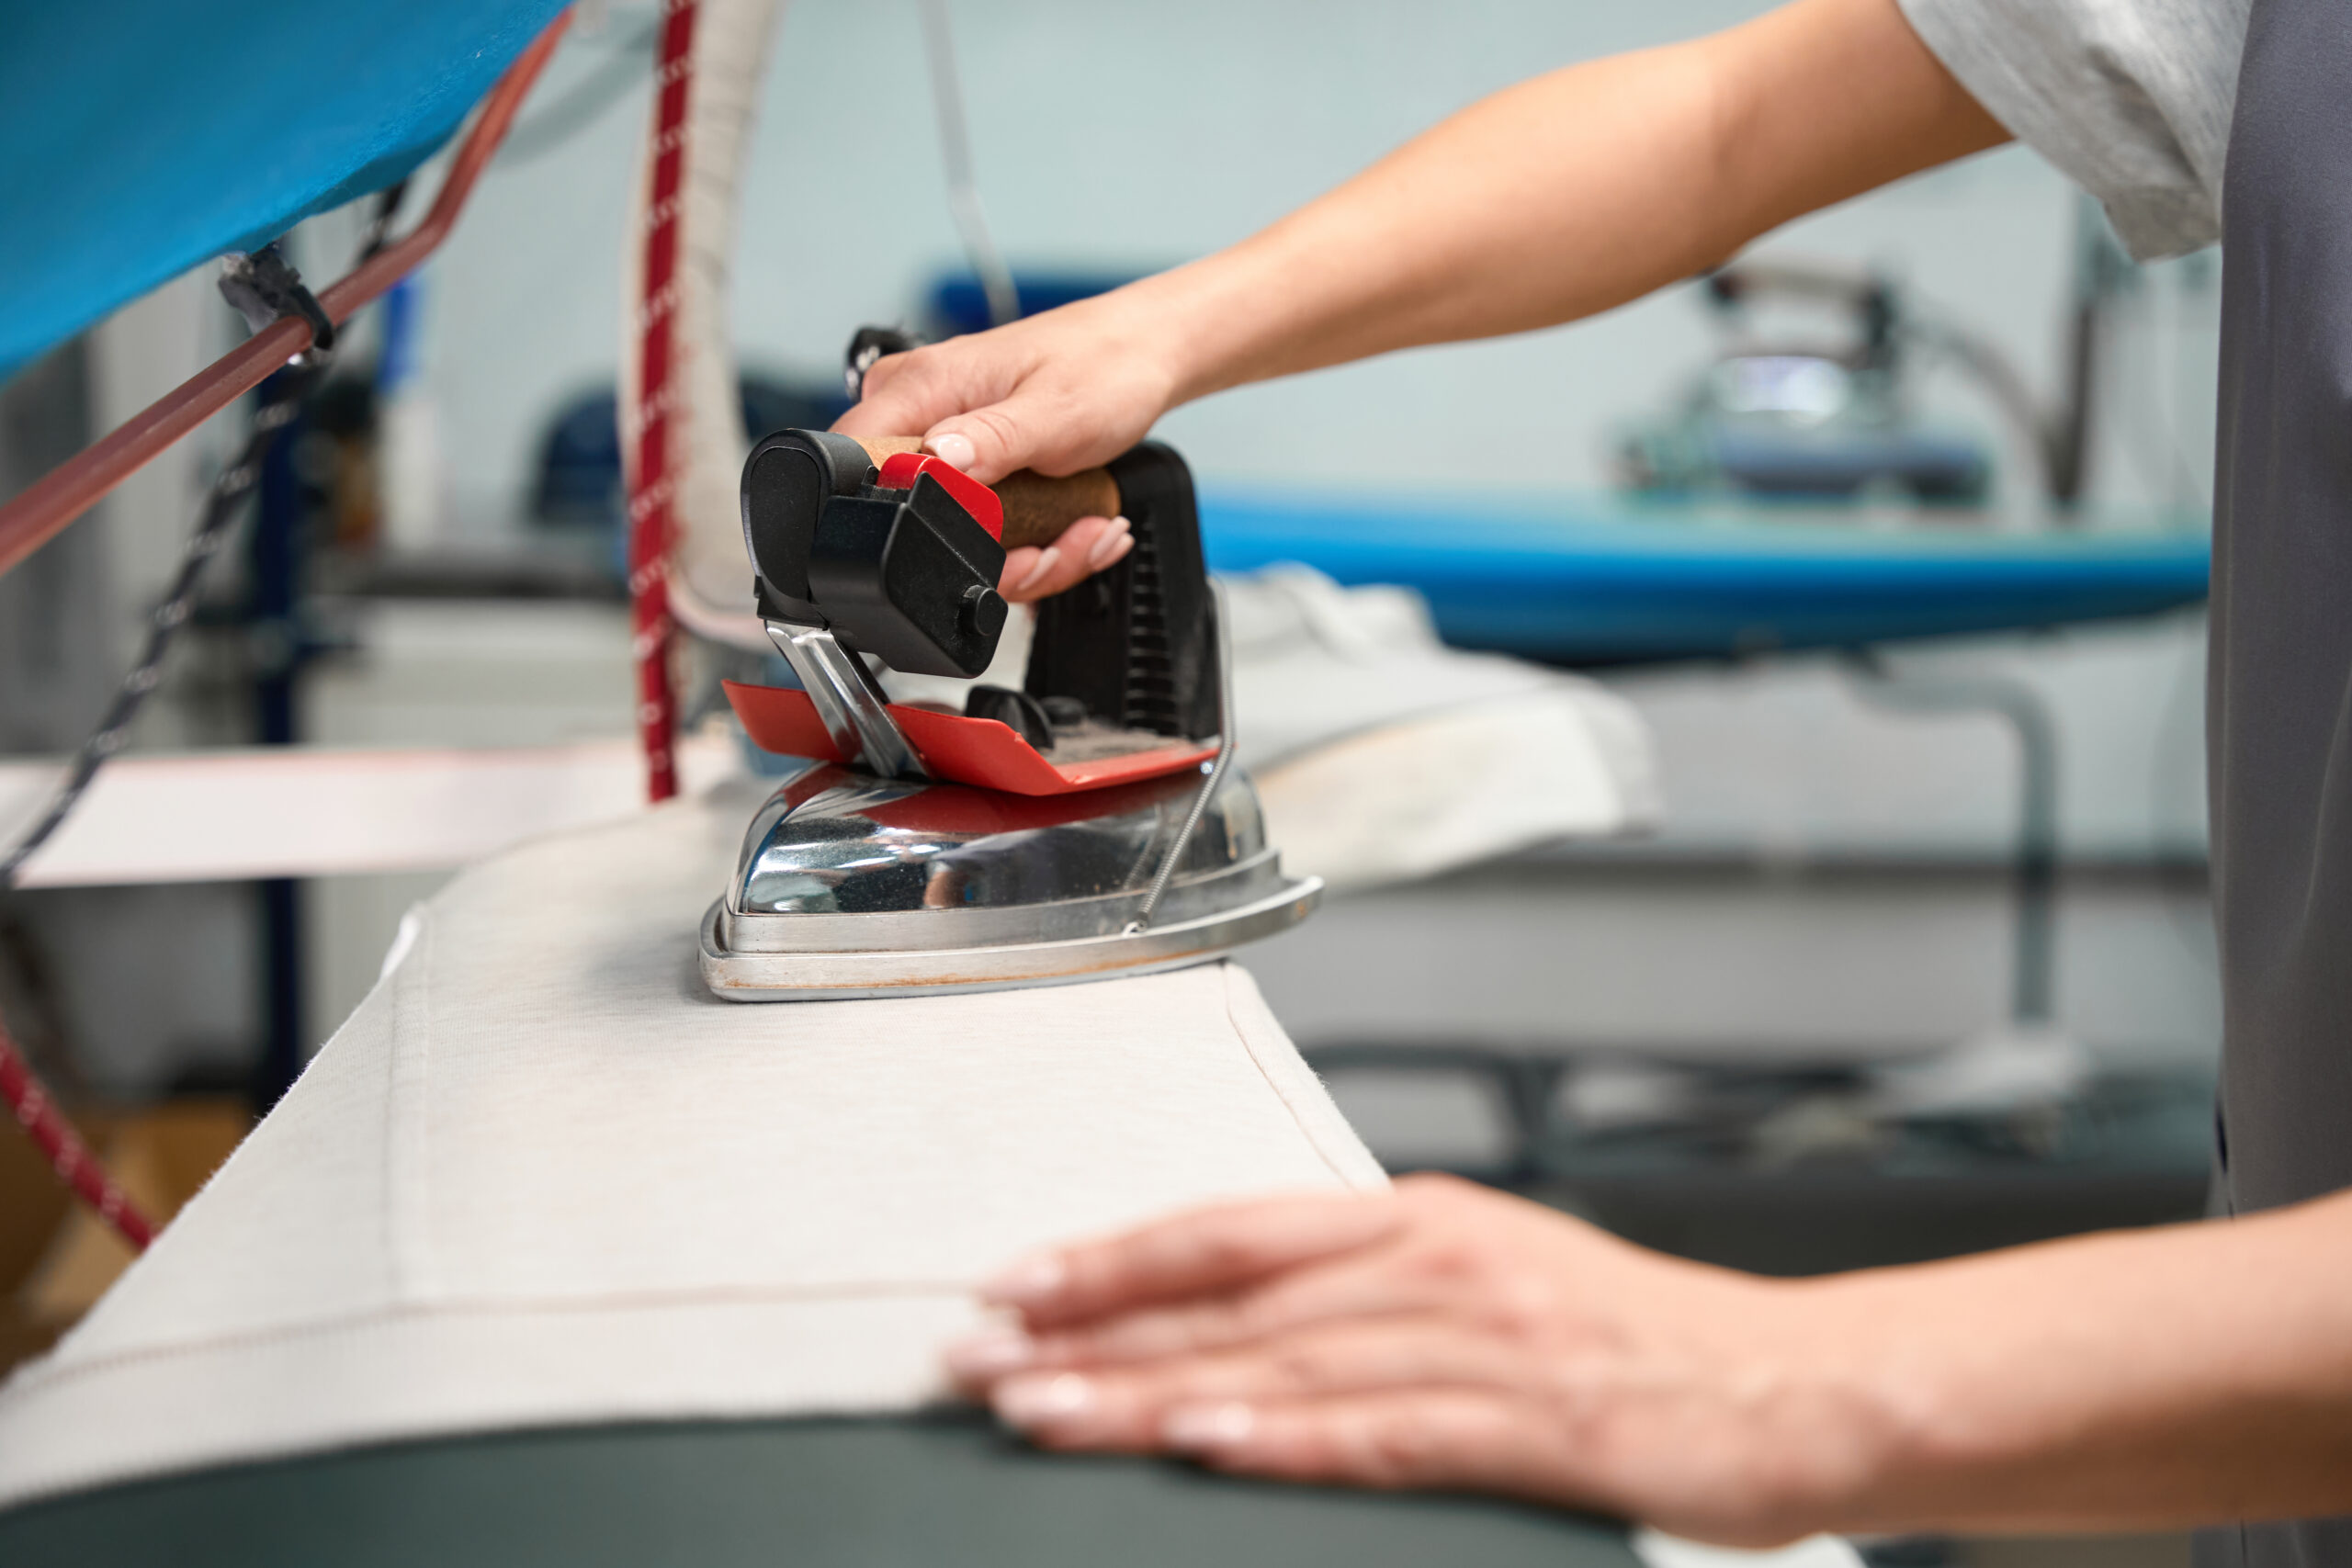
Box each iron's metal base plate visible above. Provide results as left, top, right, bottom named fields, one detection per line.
left=697, top=877, right=1321, bottom=1002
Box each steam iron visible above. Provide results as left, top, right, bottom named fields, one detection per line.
left=699, top=430, right=1321, bottom=1000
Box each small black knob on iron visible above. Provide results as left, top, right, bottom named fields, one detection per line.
left=961, top=583, right=1008, bottom=640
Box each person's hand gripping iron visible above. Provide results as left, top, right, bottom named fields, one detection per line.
left=834, top=344, right=1142, bottom=603
left=741, top=427, right=1139, bottom=666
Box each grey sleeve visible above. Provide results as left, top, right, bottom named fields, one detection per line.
left=1896, top=0, right=2248, bottom=259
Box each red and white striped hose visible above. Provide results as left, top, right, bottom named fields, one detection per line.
left=625, top=0, right=701, bottom=805
left=0, top=1021, right=153, bottom=1251
left=619, top=0, right=788, bottom=664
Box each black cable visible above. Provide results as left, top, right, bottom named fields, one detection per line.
left=0, top=254, right=331, bottom=889
left=916, top=0, right=1019, bottom=327
left=357, top=178, right=411, bottom=263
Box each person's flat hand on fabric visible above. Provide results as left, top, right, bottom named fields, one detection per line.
left=944, top=1174, right=1874, bottom=1546
left=945, top=1174, right=2352, bottom=1544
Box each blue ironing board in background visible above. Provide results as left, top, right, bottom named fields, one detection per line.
left=1202, top=491, right=2211, bottom=664
left=0, top=0, right=568, bottom=378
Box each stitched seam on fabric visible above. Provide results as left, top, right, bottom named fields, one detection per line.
left=382, top=910, right=437, bottom=1305
left=378, top=917, right=405, bottom=1309
left=1216, top=963, right=1364, bottom=1186
left=413, top=912, right=437, bottom=1298
left=1, top=1280, right=978, bottom=1397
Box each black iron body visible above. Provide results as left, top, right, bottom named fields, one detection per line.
left=738, top=430, right=1223, bottom=744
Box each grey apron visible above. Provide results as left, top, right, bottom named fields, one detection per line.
left=2199, top=0, right=2352, bottom=1562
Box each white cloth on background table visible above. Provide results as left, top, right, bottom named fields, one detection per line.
left=0, top=779, right=1384, bottom=1509
left=1221, top=567, right=1659, bottom=892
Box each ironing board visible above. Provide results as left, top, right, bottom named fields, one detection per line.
left=0, top=777, right=1637, bottom=1564
left=1202, top=491, right=2211, bottom=664
left=0, top=0, right=569, bottom=378
left=0, top=1414, right=1638, bottom=1568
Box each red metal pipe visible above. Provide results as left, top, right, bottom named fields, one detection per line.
left=0, top=12, right=571, bottom=584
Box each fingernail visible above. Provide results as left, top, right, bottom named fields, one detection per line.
left=944, top=1328, right=1037, bottom=1380
left=1090, top=530, right=1136, bottom=573
left=980, top=1249, right=1068, bottom=1306
left=1163, top=1402, right=1255, bottom=1450
left=995, top=1371, right=1094, bottom=1429
left=928, top=431, right=978, bottom=471
left=1086, top=516, right=1133, bottom=571
left=1010, top=547, right=1061, bottom=597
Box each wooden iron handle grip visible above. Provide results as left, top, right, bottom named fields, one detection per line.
left=846, top=437, right=1121, bottom=550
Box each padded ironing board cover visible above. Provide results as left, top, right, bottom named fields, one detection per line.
left=0, top=0, right=570, bottom=377
left=0, top=778, right=1384, bottom=1508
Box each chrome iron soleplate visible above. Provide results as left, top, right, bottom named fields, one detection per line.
left=698, top=875, right=1321, bottom=1002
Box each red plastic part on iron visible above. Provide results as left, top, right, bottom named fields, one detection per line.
left=876, top=450, right=1004, bottom=541
left=721, top=680, right=1216, bottom=796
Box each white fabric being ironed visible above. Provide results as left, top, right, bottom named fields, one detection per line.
left=0, top=779, right=1385, bottom=1508
left=1219, top=567, right=1659, bottom=890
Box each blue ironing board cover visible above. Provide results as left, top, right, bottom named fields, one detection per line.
left=0, top=0, right=569, bottom=378
left=1203, top=490, right=2211, bottom=663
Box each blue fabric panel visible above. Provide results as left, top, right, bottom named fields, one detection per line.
left=1201, top=491, right=2212, bottom=664
left=0, top=0, right=570, bottom=377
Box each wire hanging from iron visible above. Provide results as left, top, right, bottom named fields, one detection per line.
left=915, top=0, right=1020, bottom=329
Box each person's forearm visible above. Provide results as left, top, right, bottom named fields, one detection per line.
left=841, top=0, right=2006, bottom=507
left=1814, top=1189, right=2352, bottom=1533
left=1122, top=0, right=2007, bottom=405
